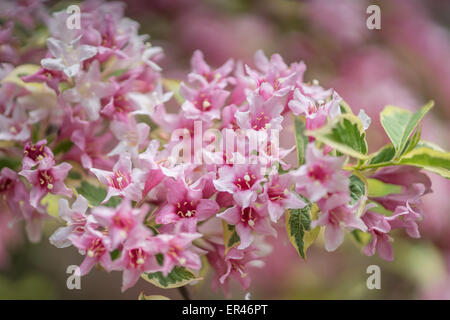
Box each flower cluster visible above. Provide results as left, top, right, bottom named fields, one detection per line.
left=0, top=0, right=447, bottom=297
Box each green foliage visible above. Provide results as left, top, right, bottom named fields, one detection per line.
left=307, top=114, right=368, bottom=160
left=142, top=266, right=202, bottom=289
left=76, top=181, right=122, bottom=207
left=293, top=116, right=308, bottom=166
left=380, top=101, right=433, bottom=157
left=286, top=196, right=320, bottom=259
left=52, top=139, right=74, bottom=155
left=222, top=221, right=240, bottom=254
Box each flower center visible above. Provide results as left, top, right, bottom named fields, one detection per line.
left=176, top=200, right=197, bottom=218
left=268, top=184, right=286, bottom=201
left=110, top=170, right=130, bottom=190
left=234, top=172, right=257, bottom=191
left=241, top=207, right=257, bottom=228
left=252, top=111, right=270, bottom=130
left=129, top=248, right=147, bottom=269
left=0, top=177, right=13, bottom=193
left=307, top=164, right=328, bottom=183
left=38, top=170, right=54, bottom=190
left=87, top=238, right=106, bottom=259
left=24, top=143, right=47, bottom=161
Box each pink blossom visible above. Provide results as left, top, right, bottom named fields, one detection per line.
left=156, top=178, right=219, bottom=232
left=50, top=195, right=94, bottom=248
left=22, top=139, right=54, bottom=170
left=217, top=201, right=276, bottom=250
left=111, top=225, right=160, bottom=291
left=70, top=226, right=113, bottom=276
left=313, top=193, right=367, bottom=252
left=292, top=143, right=349, bottom=202
left=154, top=232, right=203, bottom=276
left=90, top=154, right=144, bottom=203
left=213, top=164, right=265, bottom=208
left=188, top=50, right=234, bottom=88
left=92, top=200, right=148, bottom=250
left=259, top=173, right=306, bottom=222
left=19, top=157, right=72, bottom=208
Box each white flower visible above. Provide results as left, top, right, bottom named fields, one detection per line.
left=358, top=109, right=371, bottom=130
left=41, top=36, right=97, bottom=77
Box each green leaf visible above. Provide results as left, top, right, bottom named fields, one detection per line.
left=349, top=173, right=368, bottom=217
left=368, top=144, right=396, bottom=165
left=110, top=249, right=121, bottom=261
left=380, top=101, right=434, bottom=157
left=339, top=100, right=354, bottom=115
left=293, top=116, right=308, bottom=166
left=395, top=147, right=450, bottom=179
left=367, top=178, right=402, bottom=197
left=142, top=266, right=202, bottom=289
left=76, top=181, right=122, bottom=207
left=286, top=197, right=320, bottom=259
left=52, top=139, right=74, bottom=155
left=0, top=157, right=21, bottom=171
left=349, top=174, right=366, bottom=205
left=222, top=221, right=240, bottom=254
left=306, top=114, right=368, bottom=160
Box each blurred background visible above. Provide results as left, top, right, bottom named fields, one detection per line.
left=1, top=0, right=450, bottom=299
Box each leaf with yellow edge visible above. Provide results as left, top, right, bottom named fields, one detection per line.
left=395, top=147, right=450, bottom=179
left=380, top=101, right=433, bottom=157
left=222, top=220, right=240, bottom=255
left=367, top=178, right=402, bottom=197
left=306, top=114, right=368, bottom=160
left=138, top=292, right=170, bottom=300
left=286, top=197, right=320, bottom=260
left=142, top=266, right=202, bottom=289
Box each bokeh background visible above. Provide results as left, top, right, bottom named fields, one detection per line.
left=1, top=0, right=450, bottom=299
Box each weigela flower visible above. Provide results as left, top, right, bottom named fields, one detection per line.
left=92, top=200, right=149, bottom=250
left=50, top=195, right=95, bottom=248
left=111, top=225, right=160, bottom=292
left=22, top=139, right=54, bottom=170
left=217, top=200, right=276, bottom=250
left=154, top=232, right=203, bottom=276
left=70, top=226, right=113, bottom=276
left=156, top=178, right=219, bottom=232
left=259, top=173, right=306, bottom=222
left=213, top=163, right=265, bottom=208
left=91, top=153, right=144, bottom=203
left=292, top=143, right=349, bottom=202
left=313, top=193, right=367, bottom=252
left=19, top=157, right=72, bottom=208
left=41, top=36, right=97, bottom=78
left=62, top=60, right=115, bottom=121
left=189, top=50, right=234, bottom=88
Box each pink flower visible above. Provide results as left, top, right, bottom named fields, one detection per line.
left=206, top=244, right=263, bottom=296
left=292, top=143, right=349, bottom=202
left=235, top=92, right=285, bottom=131
left=213, top=164, right=265, bottom=208
left=180, top=82, right=229, bottom=121
left=22, top=139, right=54, bottom=170
left=361, top=210, right=397, bottom=261
left=21, top=68, right=67, bottom=94
left=259, top=173, right=306, bottom=222
left=0, top=167, right=29, bottom=216
left=156, top=178, right=219, bottom=232
left=92, top=200, right=148, bottom=250
left=41, top=36, right=97, bottom=78
left=108, top=119, right=150, bottom=160
left=188, top=50, right=234, bottom=88
left=217, top=200, right=276, bottom=250
left=70, top=226, right=113, bottom=276
left=62, top=60, right=115, bottom=121
left=154, top=232, right=203, bottom=276
left=313, top=193, right=367, bottom=252
left=50, top=195, right=95, bottom=248
left=112, top=226, right=160, bottom=291
left=0, top=106, right=30, bottom=142
left=19, top=157, right=72, bottom=208
left=90, top=154, right=143, bottom=203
